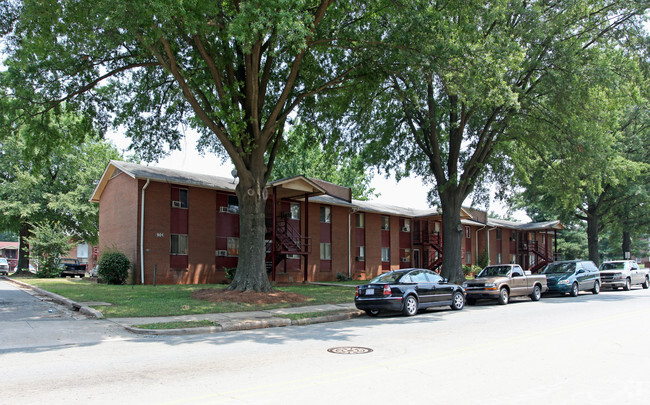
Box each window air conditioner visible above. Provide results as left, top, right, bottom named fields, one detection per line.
left=401, top=227, right=409, bottom=232
left=216, top=250, right=228, bottom=257
left=355, top=256, right=365, bottom=261
left=171, top=200, right=182, bottom=208
left=219, top=206, right=229, bottom=213
left=401, top=258, right=409, bottom=262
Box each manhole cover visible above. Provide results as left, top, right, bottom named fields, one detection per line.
left=327, top=346, right=373, bottom=355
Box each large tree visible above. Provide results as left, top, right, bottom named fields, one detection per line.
left=511, top=42, right=649, bottom=266
left=1, top=0, right=382, bottom=291
left=324, top=0, right=647, bottom=282
left=0, top=128, right=121, bottom=272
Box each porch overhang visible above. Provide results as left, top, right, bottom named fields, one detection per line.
left=267, top=175, right=327, bottom=200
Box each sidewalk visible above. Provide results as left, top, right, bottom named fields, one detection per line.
left=3, top=276, right=364, bottom=335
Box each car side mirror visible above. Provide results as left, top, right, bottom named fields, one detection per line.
left=577, top=269, right=585, bottom=274
left=442, top=278, right=448, bottom=283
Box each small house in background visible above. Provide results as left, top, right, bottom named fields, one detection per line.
left=0, top=242, right=19, bottom=270
left=90, top=160, right=563, bottom=285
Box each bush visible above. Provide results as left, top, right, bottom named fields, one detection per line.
left=98, top=251, right=130, bottom=285
left=477, top=248, right=490, bottom=269
left=27, top=222, right=74, bottom=278
left=463, top=264, right=482, bottom=277
left=223, top=267, right=237, bottom=282
left=336, top=272, right=351, bottom=281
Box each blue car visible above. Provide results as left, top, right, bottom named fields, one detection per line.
left=542, top=260, right=600, bottom=296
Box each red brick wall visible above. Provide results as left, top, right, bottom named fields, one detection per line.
left=365, top=213, right=382, bottom=278
left=98, top=172, right=139, bottom=278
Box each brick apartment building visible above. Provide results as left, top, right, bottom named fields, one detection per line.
left=91, top=161, right=563, bottom=285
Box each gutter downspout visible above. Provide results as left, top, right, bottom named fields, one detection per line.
left=140, top=179, right=150, bottom=285
left=348, top=208, right=358, bottom=279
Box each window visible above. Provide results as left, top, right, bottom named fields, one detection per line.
left=381, top=216, right=390, bottom=230
left=434, top=222, right=441, bottom=233
left=227, top=237, right=239, bottom=256
left=171, top=234, right=188, bottom=255
left=290, top=203, right=300, bottom=220
left=358, top=246, right=365, bottom=261
left=227, top=195, right=239, bottom=214
left=381, top=247, right=390, bottom=262
left=320, top=243, right=332, bottom=260
left=402, top=218, right=411, bottom=232
left=355, top=213, right=365, bottom=228
left=496, top=228, right=502, bottom=240
left=403, top=248, right=411, bottom=262
left=465, top=226, right=471, bottom=238
left=497, top=252, right=502, bottom=264
left=465, top=251, right=471, bottom=264
left=511, top=254, right=517, bottom=264
left=512, top=266, right=524, bottom=277
left=320, top=206, right=331, bottom=223
left=529, top=254, right=535, bottom=266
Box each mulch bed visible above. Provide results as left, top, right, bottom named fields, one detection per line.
left=190, top=288, right=309, bottom=305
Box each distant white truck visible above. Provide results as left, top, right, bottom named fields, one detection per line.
left=599, top=260, right=649, bottom=290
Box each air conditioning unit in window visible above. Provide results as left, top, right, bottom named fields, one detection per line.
left=171, top=200, right=182, bottom=208
left=219, top=206, right=229, bottom=213
left=216, top=250, right=228, bottom=257
left=401, top=227, right=409, bottom=232
left=355, top=256, right=365, bottom=261
left=401, top=258, right=409, bottom=262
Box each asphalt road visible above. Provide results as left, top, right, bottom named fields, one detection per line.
left=1, top=279, right=649, bottom=405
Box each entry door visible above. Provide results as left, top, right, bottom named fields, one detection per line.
left=413, top=249, right=421, bottom=268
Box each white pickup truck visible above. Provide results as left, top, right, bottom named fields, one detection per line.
left=599, top=260, right=649, bottom=290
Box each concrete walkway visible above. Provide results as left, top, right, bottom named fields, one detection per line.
left=2, top=276, right=363, bottom=336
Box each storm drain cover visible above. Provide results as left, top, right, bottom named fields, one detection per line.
left=327, top=346, right=373, bottom=355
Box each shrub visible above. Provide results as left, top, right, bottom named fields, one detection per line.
left=336, top=272, right=351, bottom=281
left=98, top=251, right=130, bottom=285
left=223, top=267, right=237, bottom=282
left=27, top=222, right=74, bottom=278
left=478, top=248, right=490, bottom=269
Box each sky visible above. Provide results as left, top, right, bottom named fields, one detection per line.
left=105, top=129, right=531, bottom=222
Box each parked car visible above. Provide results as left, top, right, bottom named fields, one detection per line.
left=599, top=260, right=649, bottom=290
left=0, top=258, right=9, bottom=275
left=462, top=264, right=548, bottom=305
left=57, top=258, right=87, bottom=278
left=542, top=260, right=600, bottom=296
left=355, top=268, right=466, bottom=316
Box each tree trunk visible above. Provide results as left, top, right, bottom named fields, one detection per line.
left=15, top=222, right=31, bottom=275
left=621, top=231, right=631, bottom=259
left=439, top=190, right=465, bottom=284
left=227, top=174, right=273, bottom=292
left=585, top=212, right=600, bottom=266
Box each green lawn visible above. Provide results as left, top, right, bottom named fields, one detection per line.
left=17, top=278, right=356, bottom=318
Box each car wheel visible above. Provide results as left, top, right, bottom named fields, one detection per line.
left=450, top=291, right=465, bottom=310
left=402, top=295, right=418, bottom=316
left=530, top=285, right=542, bottom=301
left=569, top=282, right=579, bottom=297
left=623, top=278, right=631, bottom=291
left=497, top=288, right=509, bottom=305
left=592, top=281, right=600, bottom=295
left=642, top=276, right=649, bottom=289
left=467, top=298, right=477, bottom=306
left=365, top=309, right=380, bottom=317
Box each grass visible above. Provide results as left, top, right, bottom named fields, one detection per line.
left=133, top=320, right=219, bottom=330
left=16, top=278, right=355, bottom=318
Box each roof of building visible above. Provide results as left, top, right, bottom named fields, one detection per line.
left=0, top=242, right=19, bottom=250
left=90, top=161, right=562, bottom=231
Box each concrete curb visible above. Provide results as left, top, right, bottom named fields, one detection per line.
left=3, top=277, right=105, bottom=319
left=123, top=310, right=365, bottom=336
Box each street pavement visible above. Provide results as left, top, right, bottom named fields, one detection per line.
left=2, top=277, right=650, bottom=404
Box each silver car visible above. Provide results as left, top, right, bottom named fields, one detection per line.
left=0, top=258, right=9, bottom=275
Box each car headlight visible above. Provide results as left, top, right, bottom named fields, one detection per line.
left=613, top=274, right=623, bottom=280
left=558, top=279, right=571, bottom=284
left=462, top=282, right=468, bottom=288
left=485, top=283, right=496, bottom=288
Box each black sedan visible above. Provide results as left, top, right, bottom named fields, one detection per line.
left=355, top=268, right=466, bottom=316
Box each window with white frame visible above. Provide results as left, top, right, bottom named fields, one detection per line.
left=227, top=237, right=239, bottom=256
left=381, top=247, right=390, bottom=262
left=171, top=234, right=188, bottom=255
left=358, top=246, right=365, bottom=261
left=320, top=206, right=331, bottom=223
left=227, top=195, right=239, bottom=213
left=290, top=202, right=300, bottom=220
left=402, top=218, right=411, bottom=232
left=320, top=243, right=332, bottom=260
left=465, top=251, right=471, bottom=264
left=465, top=226, right=471, bottom=238
left=381, top=216, right=390, bottom=230
left=355, top=212, right=365, bottom=228
left=496, top=228, right=502, bottom=240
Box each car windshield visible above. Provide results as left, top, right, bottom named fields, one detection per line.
left=478, top=266, right=511, bottom=277
left=600, top=262, right=625, bottom=271
left=368, top=272, right=403, bottom=284
left=542, top=262, right=576, bottom=274
left=0, top=258, right=8, bottom=264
